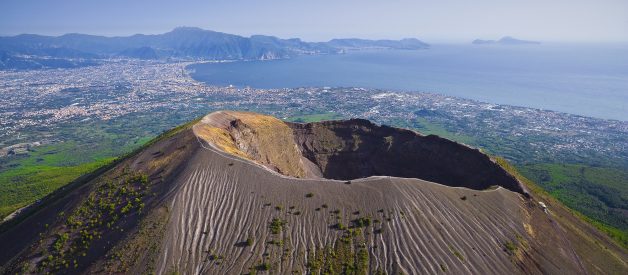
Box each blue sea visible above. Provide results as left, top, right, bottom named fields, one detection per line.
left=188, top=44, right=628, bottom=121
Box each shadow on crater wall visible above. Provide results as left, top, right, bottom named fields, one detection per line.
left=288, top=119, right=525, bottom=193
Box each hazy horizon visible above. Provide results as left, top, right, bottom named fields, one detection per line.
left=1, top=0, right=627, bottom=43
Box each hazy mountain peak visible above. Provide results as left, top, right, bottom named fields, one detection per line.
left=170, top=26, right=207, bottom=33
left=473, top=36, right=541, bottom=45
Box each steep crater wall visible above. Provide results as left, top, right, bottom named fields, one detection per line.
left=288, top=119, right=525, bottom=193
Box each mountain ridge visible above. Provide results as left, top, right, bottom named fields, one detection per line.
left=0, top=27, right=429, bottom=69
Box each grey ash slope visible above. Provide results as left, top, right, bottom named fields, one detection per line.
left=159, top=140, right=526, bottom=274
left=0, top=111, right=626, bottom=274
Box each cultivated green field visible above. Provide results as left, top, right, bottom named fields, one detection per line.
left=520, top=164, right=628, bottom=233
left=284, top=112, right=344, bottom=123
left=0, top=156, right=114, bottom=218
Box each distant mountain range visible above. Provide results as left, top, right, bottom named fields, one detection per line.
left=472, top=36, right=540, bottom=45
left=0, top=27, right=429, bottom=70
left=327, top=38, right=429, bottom=50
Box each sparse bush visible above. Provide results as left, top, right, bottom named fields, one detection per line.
left=305, top=193, right=314, bottom=198
left=504, top=241, right=518, bottom=253
left=257, top=262, right=271, bottom=271
left=268, top=239, right=283, bottom=246
left=449, top=245, right=465, bottom=261
left=333, top=222, right=346, bottom=230
left=352, top=217, right=371, bottom=228
left=270, top=218, right=286, bottom=234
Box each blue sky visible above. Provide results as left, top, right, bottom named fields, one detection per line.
left=1, top=0, right=627, bottom=42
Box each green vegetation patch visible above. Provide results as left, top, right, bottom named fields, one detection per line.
left=269, top=218, right=286, bottom=234
left=0, top=157, right=114, bottom=219
left=503, top=241, right=518, bottom=255
left=306, top=228, right=369, bottom=275
left=256, top=262, right=271, bottom=271
left=448, top=245, right=465, bottom=261
left=351, top=217, right=372, bottom=228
